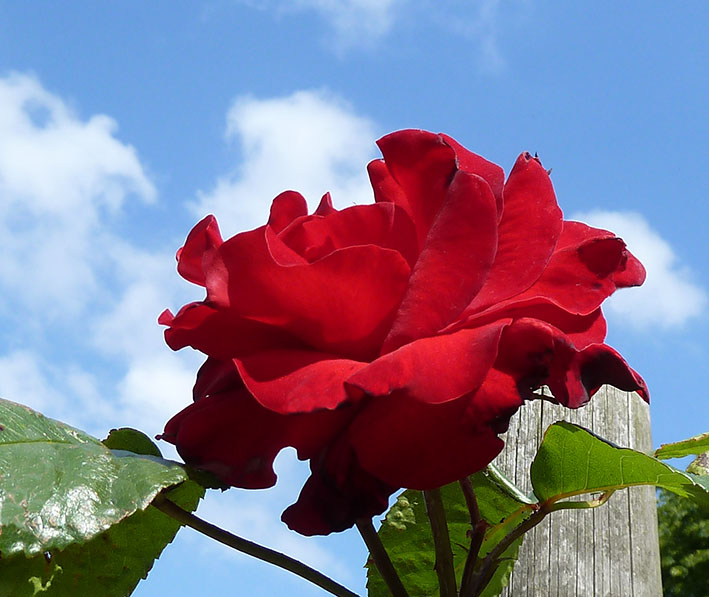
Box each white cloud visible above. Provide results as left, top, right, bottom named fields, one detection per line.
left=0, top=350, right=62, bottom=413
left=572, top=210, right=707, bottom=329
left=240, top=0, right=402, bottom=48
left=0, top=72, right=156, bottom=319
left=0, top=73, right=193, bottom=445
left=194, top=89, right=378, bottom=235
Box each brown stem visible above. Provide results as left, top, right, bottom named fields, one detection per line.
left=153, top=494, right=359, bottom=597
left=458, top=478, right=488, bottom=595
left=422, top=489, right=457, bottom=597
left=356, top=518, right=409, bottom=597
left=465, top=503, right=551, bottom=597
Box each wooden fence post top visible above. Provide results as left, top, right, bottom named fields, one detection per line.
left=496, top=386, right=663, bottom=597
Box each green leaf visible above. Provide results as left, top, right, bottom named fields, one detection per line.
left=0, top=398, right=206, bottom=596
left=654, top=432, right=709, bottom=460
left=0, top=398, right=188, bottom=556
left=687, top=452, right=709, bottom=477
left=0, top=479, right=203, bottom=597
left=531, top=422, right=709, bottom=508
left=469, top=470, right=533, bottom=597
left=102, top=427, right=162, bottom=458
left=367, top=469, right=532, bottom=597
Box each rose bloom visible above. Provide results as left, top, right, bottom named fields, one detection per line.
left=158, top=130, right=647, bottom=536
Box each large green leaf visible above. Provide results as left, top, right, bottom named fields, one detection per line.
left=654, top=432, right=709, bottom=460
left=0, top=401, right=205, bottom=596
left=367, top=469, right=532, bottom=597
left=531, top=422, right=709, bottom=507
left=0, top=479, right=203, bottom=597
left=0, top=399, right=189, bottom=556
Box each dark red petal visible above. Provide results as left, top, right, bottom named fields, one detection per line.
left=279, top=202, right=418, bottom=267
left=465, top=152, right=562, bottom=314
left=375, top=129, right=457, bottom=248
left=192, top=358, right=242, bottom=401
left=464, top=368, right=524, bottom=435
left=281, top=437, right=394, bottom=536
left=448, top=298, right=608, bottom=350
left=577, top=344, right=649, bottom=403
left=347, top=322, right=509, bottom=405
left=495, top=318, right=647, bottom=409
left=161, top=388, right=355, bottom=490
left=214, top=226, right=411, bottom=360
left=439, top=133, right=505, bottom=216
left=176, top=215, right=223, bottom=287
left=382, top=171, right=498, bottom=351
left=267, top=191, right=308, bottom=234
left=349, top=391, right=504, bottom=489
left=235, top=349, right=365, bottom=414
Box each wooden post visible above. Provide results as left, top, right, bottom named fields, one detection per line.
left=495, top=386, right=663, bottom=596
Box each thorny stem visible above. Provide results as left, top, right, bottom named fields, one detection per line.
left=153, top=493, right=358, bottom=597
left=458, top=478, right=488, bottom=595
left=356, top=518, right=409, bottom=597
left=422, top=489, right=457, bottom=597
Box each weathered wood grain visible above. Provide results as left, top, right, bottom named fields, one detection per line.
left=496, top=386, right=662, bottom=597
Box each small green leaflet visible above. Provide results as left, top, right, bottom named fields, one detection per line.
left=653, top=431, right=709, bottom=460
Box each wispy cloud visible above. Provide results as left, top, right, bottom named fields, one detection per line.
left=237, top=0, right=403, bottom=50
left=194, top=89, right=378, bottom=235
left=0, top=73, right=194, bottom=445
left=0, top=72, right=155, bottom=319
left=572, top=210, right=707, bottom=330
left=234, top=0, right=527, bottom=70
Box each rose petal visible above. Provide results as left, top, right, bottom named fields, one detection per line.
left=464, top=368, right=524, bottom=435
left=439, top=133, right=505, bottom=216
left=267, top=191, right=308, bottom=234
left=448, top=298, right=608, bottom=350
left=160, top=387, right=355, bottom=490
left=382, top=170, right=499, bottom=350
left=576, top=344, right=649, bottom=403
left=192, top=357, right=242, bottom=401
left=347, top=322, right=509, bottom=405
left=176, top=215, right=223, bottom=287
left=349, top=391, right=504, bottom=489
left=465, top=152, right=563, bottom=314
left=161, top=300, right=302, bottom=359
left=212, top=226, right=411, bottom=360
left=235, top=349, right=365, bottom=414
left=374, top=129, right=457, bottom=249
left=495, top=318, right=648, bottom=408
left=279, top=201, right=418, bottom=267
left=281, top=436, right=394, bottom=536
left=314, top=192, right=336, bottom=216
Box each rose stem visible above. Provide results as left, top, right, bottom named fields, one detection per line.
left=458, top=477, right=488, bottom=595
left=356, top=518, right=410, bottom=597
left=153, top=494, right=359, bottom=597
left=422, top=488, right=457, bottom=597
left=462, top=502, right=551, bottom=597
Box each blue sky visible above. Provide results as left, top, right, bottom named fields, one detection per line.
left=0, top=2, right=707, bottom=595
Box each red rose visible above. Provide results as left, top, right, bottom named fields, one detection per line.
left=158, top=130, right=647, bottom=535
